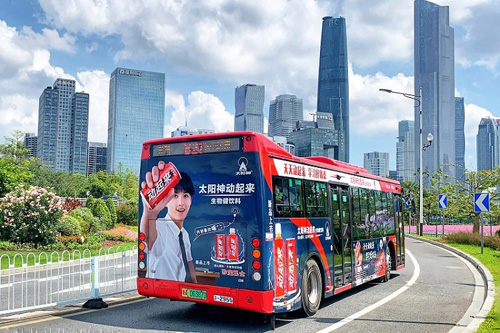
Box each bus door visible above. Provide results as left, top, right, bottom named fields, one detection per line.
left=394, top=196, right=405, bottom=267
left=330, top=184, right=352, bottom=287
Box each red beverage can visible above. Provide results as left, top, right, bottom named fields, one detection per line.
left=274, top=223, right=286, bottom=299
left=216, top=234, right=226, bottom=259
left=227, top=228, right=239, bottom=261
left=140, top=162, right=181, bottom=210
left=286, top=238, right=297, bottom=294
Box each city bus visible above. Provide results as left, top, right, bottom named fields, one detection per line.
left=137, top=131, right=405, bottom=327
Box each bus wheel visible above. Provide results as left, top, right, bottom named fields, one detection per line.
left=381, top=253, right=392, bottom=283
left=301, top=259, right=322, bottom=316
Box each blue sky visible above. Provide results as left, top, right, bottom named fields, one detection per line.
left=0, top=0, right=498, bottom=171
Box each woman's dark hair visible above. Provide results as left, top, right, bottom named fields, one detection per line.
left=174, top=171, right=195, bottom=196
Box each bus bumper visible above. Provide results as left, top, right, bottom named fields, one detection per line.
left=137, top=277, right=274, bottom=313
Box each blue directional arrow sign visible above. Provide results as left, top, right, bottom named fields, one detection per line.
left=405, top=197, right=410, bottom=209
left=438, top=194, right=448, bottom=209
left=474, top=193, right=490, bottom=213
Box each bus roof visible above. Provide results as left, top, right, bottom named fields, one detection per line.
left=142, top=131, right=400, bottom=189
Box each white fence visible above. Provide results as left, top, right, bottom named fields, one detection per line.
left=0, top=246, right=137, bottom=314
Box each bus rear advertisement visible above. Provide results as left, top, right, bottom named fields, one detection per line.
left=137, top=131, right=404, bottom=320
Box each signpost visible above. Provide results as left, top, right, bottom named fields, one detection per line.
left=438, top=194, right=447, bottom=237
left=474, top=193, right=490, bottom=254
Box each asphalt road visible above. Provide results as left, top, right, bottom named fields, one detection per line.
left=0, top=237, right=479, bottom=332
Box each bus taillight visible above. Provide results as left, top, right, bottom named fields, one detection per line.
left=138, top=242, right=146, bottom=251
left=252, top=260, right=261, bottom=270
left=139, top=232, right=146, bottom=241
left=252, top=249, right=261, bottom=259
left=139, top=252, right=145, bottom=260
left=252, top=238, right=260, bottom=247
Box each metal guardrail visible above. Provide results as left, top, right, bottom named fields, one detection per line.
left=0, top=247, right=137, bottom=315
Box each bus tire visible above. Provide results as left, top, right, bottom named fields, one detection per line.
left=301, top=259, right=322, bottom=316
left=381, top=252, right=391, bottom=283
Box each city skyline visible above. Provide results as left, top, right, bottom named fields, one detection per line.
left=1, top=0, right=498, bottom=171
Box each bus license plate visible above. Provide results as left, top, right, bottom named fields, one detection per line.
left=214, top=295, right=234, bottom=304
left=181, top=288, right=207, bottom=300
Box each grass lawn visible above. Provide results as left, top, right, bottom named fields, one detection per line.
left=446, top=243, right=500, bottom=332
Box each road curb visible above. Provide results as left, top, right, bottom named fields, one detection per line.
left=407, top=235, right=495, bottom=332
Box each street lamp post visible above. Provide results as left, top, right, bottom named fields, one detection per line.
left=379, top=87, right=433, bottom=236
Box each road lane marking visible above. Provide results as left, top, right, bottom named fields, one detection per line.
left=316, top=249, right=420, bottom=333
left=0, top=296, right=147, bottom=330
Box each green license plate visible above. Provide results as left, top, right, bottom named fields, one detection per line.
left=182, top=288, right=207, bottom=300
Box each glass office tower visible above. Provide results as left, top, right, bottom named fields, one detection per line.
left=396, top=120, right=415, bottom=182
left=317, top=16, right=349, bottom=162
left=107, top=68, right=165, bottom=174
left=477, top=118, right=500, bottom=171
left=414, top=0, right=455, bottom=183
left=37, top=79, right=89, bottom=173
left=234, top=84, right=265, bottom=133
left=455, top=97, right=465, bottom=182
left=268, top=94, right=303, bottom=139
left=364, top=152, right=390, bottom=177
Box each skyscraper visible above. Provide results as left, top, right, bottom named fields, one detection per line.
left=317, top=16, right=349, bottom=162
left=107, top=68, right=165, bottom=174
left=364, top=152, right=390, bottom=177
left=268, top=94, right=303, bottom=139
left=477, top=118, right=500, bottom=171
left=87, top=142, right=107, bottom=176
left=234, top=84, right=265, bottom=133
left=455, top=97, right=465, bottom=181
left=37, top=78, right=89, bottom=173
left=414, top=0, right=455, bottom=182
left=396, top=120, right=415, bottom=182
left=23, top=133, right=37, bottom=158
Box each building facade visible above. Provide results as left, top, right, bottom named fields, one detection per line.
left=414, top=0, right=456, bottom=183
left=87, top=142, right=107, bottom=176
left=396, top=120, right=415, bottom=182
left=477, top=118, right=500, bottom=171
left=107, top=68, right=165, bottom=174
left=37, top=79, right=89, bottom=173
left=455, top=97, right=465, bottom=181
left=234, top=84, right=265, bottom=133
left=288, top=112, right=342, bottom=159
left=23, top=133, right=37, bottom=158
left=317, top=16, right=349, bottom=162
left=364, top=152, right=390, bottom=177
left=268, top=94, right=303, bottom=139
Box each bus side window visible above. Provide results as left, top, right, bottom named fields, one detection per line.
left=317, top=182, right=328, bottom=217
left=351, top=188, right=363, bottom=240
left=273, top=177, right=290, bottom=217
left=305, top=180, right=318, bottom=217
left=289, top=178, right=304, bottom=218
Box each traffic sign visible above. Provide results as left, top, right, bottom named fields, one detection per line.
left=438, top=194, right=448, bottom=209
left=405, top=197, right=410, bottom=209
left=474, top=193, right=490, bottom=212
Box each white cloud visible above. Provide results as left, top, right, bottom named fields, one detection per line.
left=164, top=90, right=233, bottom=136
left=349, top=66, right=415, bottom=135
left=76, top=70, right=110, bottom=143
left=0, top=20, right=74, bottom=141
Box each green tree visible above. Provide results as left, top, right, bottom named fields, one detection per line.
left=69, top=207, right=99, bottom=234
left=430, top=166, right=500, bottom=233
left=0, top=130, right=29, bottom=162
left=92, top=199, right=112, bottom=230
left=106, top=198, right=117, bottom=228
left=86, top=195, right=95, bottom=210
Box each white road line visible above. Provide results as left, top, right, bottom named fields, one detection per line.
left=316, top=250, right=420, bottom=333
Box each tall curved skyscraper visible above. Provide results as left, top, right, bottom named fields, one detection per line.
left=317, top=16, right=349, bottom=162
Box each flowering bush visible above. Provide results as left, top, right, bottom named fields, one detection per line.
left=0, top=184, right=63, bottom=247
